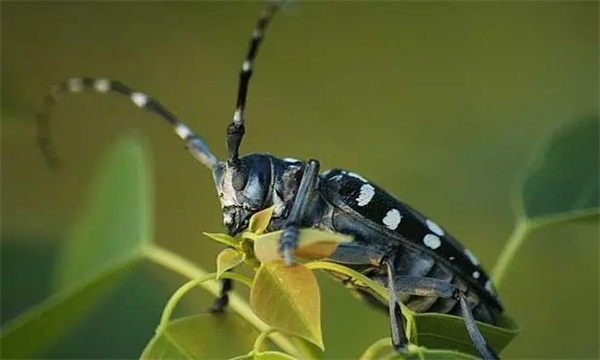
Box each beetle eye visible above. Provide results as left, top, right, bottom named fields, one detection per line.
left=229, top=162, right=248, bottom=191
left=232, top=171, right=247, bottom=191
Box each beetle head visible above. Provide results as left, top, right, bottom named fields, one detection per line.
left=212, top=154, right=273, bottom=235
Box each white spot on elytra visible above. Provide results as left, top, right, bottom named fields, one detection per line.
left=93, top=78, right=110, bottom=92
left=67, top=78, right=83, bottom=93
left=233, top=108, right=242, bottom=125
left=448, top=256, right=455, bottom=261
left=423, top=234, right=441, bottom=250
left=284, top=158, right=300, bottom=163
left=426, top=219, right=444, bottom=236
left=472, top=271, right=480, bottom=279
left=356, top=184, right=375, bottom=206
left=464, top=249, right=480, bottom=265
left=242, top=61, right=252, bottom=71
left=174, top=123, right=193, bottom=139
left=131, top=92, right=149, bottom=108
left=347, top=172, right=368, bottom=182
left=382, top=209, right=402, bottom=230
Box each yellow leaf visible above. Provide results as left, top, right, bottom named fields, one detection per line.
left=216, top=249, right=246, bottom=279
left=248, top=206, right=275, bottom=235
left=254, top=228, right=353, bottom=263
left=250, top=261, right=323, bottom=350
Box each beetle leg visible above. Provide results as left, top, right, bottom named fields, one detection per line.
left=327, top=241, right=387, bottom=265
left=209, top=277, right=233, bottom=313
left=457, top=292, right=499, bottom=360
left=326, top=244, right=410, bottom=350
left=279, top=159, right=320, bottom=265
left=384, top=258, right=409, bottom=352
left=380, top=275, right=499, bottom=360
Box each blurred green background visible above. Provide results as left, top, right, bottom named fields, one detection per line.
left=1, top=1, right=598, bottom=359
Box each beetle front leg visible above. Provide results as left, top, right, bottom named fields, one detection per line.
left=209, top=277, right=232, bottom=313
left=279, top=159, right=320, bottom=265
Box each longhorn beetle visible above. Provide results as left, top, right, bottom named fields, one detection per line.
left=36, top=1, right=503, bottom=359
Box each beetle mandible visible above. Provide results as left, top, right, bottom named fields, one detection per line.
left=36, top=2, right=503, bottom=358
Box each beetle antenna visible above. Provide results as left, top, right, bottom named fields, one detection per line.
left=36, top=77, right=218, bottom=170
left=226, top=0, right=283, bottom=167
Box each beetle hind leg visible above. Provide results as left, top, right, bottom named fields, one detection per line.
left=382, top=275, right=499, bottom=359
left=456, top=291, right=499, bottom=360
left=384, top=258, right=410, bottom=352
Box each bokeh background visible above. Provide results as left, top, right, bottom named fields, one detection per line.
left=2, top=1, right=598, bottom=359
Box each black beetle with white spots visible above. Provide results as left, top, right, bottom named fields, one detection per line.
left=36, top=2, right=503, bottom=359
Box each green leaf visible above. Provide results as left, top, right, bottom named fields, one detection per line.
left=0, top=262, right=134, bottom=359
left=405, top=349, right=478, bottom=360
left=516, top=117, right=599, bottom=226
left=361, top=338, right=480, bottom=360
left=254, top=351, right=299, bottom=360
left=203, top=232, right=239, bottom=248
left=254, top=228, right=353, bottom=263
left=228, top=351, right=299, bottom=360
left=216, top=248, right=246, bottom=279
left=363, top=340, right=478, bottom=360
left=229, top=353, right=298, bottom=360
left=53, top=133, right=153, bottom=289
left=140, top=314, right=259, bottom=360
left=288, top=337, right=324, bottom=360
left=407, top=312, right=520, bottom=357
left=0, top=134, right=153, bottom=358
left=359, top=310, right=519, bottom=358
left=250, top=261, right=324, bottom=350
left=229, top=355, right=255, bottom=360
left=248, top=206, right=275, bottom=235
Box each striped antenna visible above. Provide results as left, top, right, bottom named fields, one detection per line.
left=226, top=0, right=283, bottom=165
left=36, top=77, right=218, bottom=170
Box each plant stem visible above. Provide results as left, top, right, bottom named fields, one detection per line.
left=159, top=273, right=216, bottom=327
left=358, top=337, right=392, bottom=360
left=141, top=243, right=302, bottom=358
left=306, top=261, right=388, bottom=300
left=491, top=220, right=531, bottom=289
left=252, top=327, right=276, bottom=354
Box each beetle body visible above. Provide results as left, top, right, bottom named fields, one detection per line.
left=218, top=154, right=502, bottom=325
